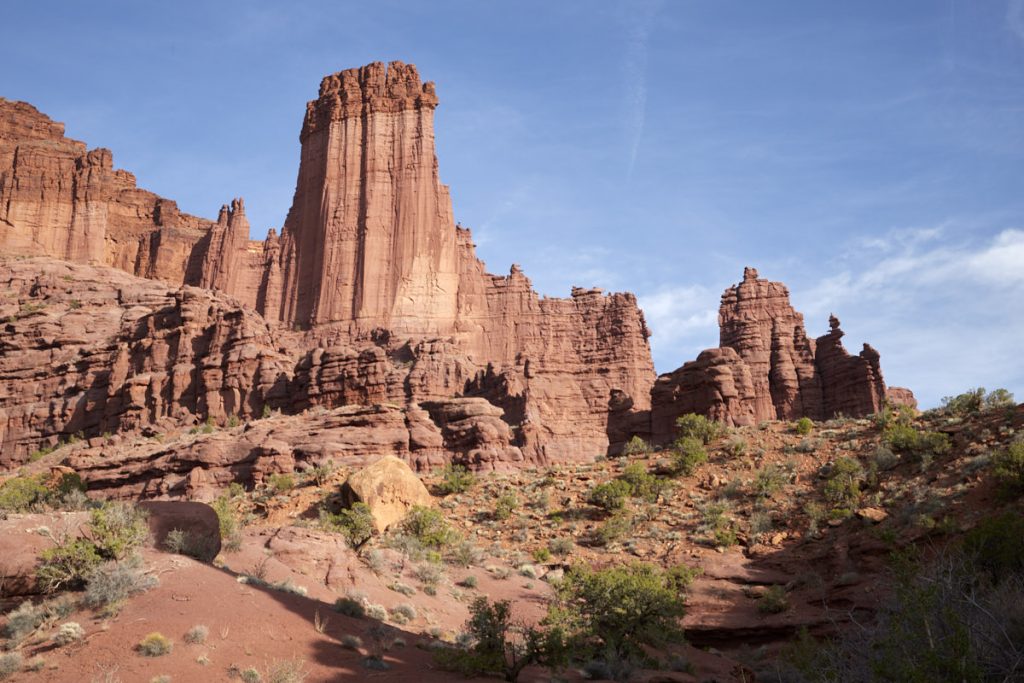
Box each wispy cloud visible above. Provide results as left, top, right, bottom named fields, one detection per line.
left=638, top=284, right=719, bottom=368
left=623, top=1, right=662, bottom=179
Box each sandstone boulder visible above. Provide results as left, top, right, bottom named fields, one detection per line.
left=340, top=455, right=433, bottom=532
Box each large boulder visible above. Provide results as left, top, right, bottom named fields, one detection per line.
left=139, top=501, right=221, bottom=561
left=340, top=455, right=433, bottom=532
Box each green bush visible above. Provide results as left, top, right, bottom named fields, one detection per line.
left=493, top=492, right=517, bottom=521
left=883, top=424, right=950, bottom=461
left=670, top=436, right=708, bottom=476
left=268, top=473, right=295, bottom=492
left=89, top=502, right=149, bottom=560
left=674, top=413, right=722, bottom=444
left=37, top=538, right=102, bottom=593
left=794, top=417, right=814, bottom=435
left=0, top=475, right=48, bottom=512
left=962, top=512, right=1024, bottom=583
left=437, top=464, right=476, bottom=495
left=586, top=479, right=631, bottom=512
left=823, top=457, right=865, bottom=509
left=323, top=502, right=376, bottom=550
left=591, top=510, right=633, bottom=547
left=334, top=597, right=366, bottom=618
left=0, top=653, right=22, bottom=680
left=211, top=493, right=242, bottom=551
left=621, top=436, right=652, bottom=457
left=992, top=441, right=1024, bottom=495
left=436, top=597, right=566, bottom=682
left=753, top=465, right=787, bottom=499
left=619, top=463, right=664, bottom=502
left=942, top=387, right=1016, bottom=416
left=550, top=562, right=691, bottom=663
left=401, top=506, right=455, bottom=549
left=758, top=585, right=789, bottom=614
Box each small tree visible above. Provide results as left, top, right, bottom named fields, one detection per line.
left=401, top=506, right=455, bottom=549
left=621, top=436, right=651, bottom=457
left=549, top=562, right=692, bottom=668
left=330, top=502, right=376, bottom=551
left=671, top=437, right=708, bottom=476
left=587, top=480, right=631, bottom=513
left=674, top=413, right=722, bottom=445
left=438, top=597, right=566, bottom=682
left=823, top=457, right=865, bottom=509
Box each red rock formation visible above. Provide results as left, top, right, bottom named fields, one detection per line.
left=718, top=267, right=823, bottom=421
left=0, top=63, right=656, bottom=465
left=0, top=257, right=292, bottom=468
left=814, top=315, right=887, bottom=417
left=650, top=269, right=909, bottom=440
left=650, top=348, right=757, bottom=444
left=885, top=386, right=917, bottom=409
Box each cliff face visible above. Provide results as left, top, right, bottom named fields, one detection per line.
left=0, top=63, right=656, bottom=466
left=648, top=268, right=910, bottom=444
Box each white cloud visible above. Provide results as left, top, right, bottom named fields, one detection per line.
left=639, top=285, right=719, bottom=368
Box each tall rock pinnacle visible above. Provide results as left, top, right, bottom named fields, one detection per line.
left=270, top=61, right=458, bottom=332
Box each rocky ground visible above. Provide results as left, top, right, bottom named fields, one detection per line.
left=1, top=401, right=1021, bottom=682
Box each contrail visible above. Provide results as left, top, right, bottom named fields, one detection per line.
left=625, top=0, right=662, bottom=179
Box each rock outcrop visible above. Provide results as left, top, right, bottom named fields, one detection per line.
left=649, top=268, right=911, bottom=444
left=0, top=258, right=292, bottom=468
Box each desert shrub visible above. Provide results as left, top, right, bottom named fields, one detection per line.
left=550, top=562, right=691, bottom=664
left=723, top=434, right=748, bottom=457
left=341, top=634, right=363, bottom=650
left=401, top=506, right=455, bottom=549
left=794, top=417, right=814, bottom=435
left=163, top=528, right=216, bottom=560
left=675, top=413, right=722, bottom=444
left=823, top=457, right=865, bottom=509
left=992, top=441, right=1024, bottom=495
left=591, top=510, right=633, bottom=547
left=699, top=501, right=737, bottom=547
left=211, top=493, right=242, bottom=551
left=138, top=632, right=173, bottom=656
left=241, top=668, right=262, bottom=683
left=753, top=464, right=787, bottom=499
left=366, top=603, right=388, bottom=621
left=459, top=575, right=479, bottom=589
left=334, top=597, right=366, bottom=618
left=619, top=463, right=664, bottom=502
left=670, top=436, right=708, bottom=476
left=621, top=436, right=652, bottom=457
left=962, top=512, right=1024, bottom=583
left=587, top=479, right=631, bottom=512
left=942, top=387, right=1016, bottom=416
left=493, top=491, right=518, bottom=521
left=774, top=549, right=1024, bottom=682
left=184, top=624, right=209, bottom=644
left=3, top=601, right=45, bottom=641
left=264, top=658, right=307, bottom=683
left=549, top=537, right=574, bottom=557
left=435, top=597, right=566, bottom=682
left=0, top=474, right=48, bottom=512
left=389, top=603, right=417, bottom=624
left=0, top=653, right=22, bottom=680
left=446, top=539, right=484, bottom=567
left=758, top=586, right=789, bottom=614
left=413, top=562, right=445, bottom=587
left=89, top=502, right=149, bottom=560
left=83, top=559, right=158, bottom=608
left=37, top=538, right=102, bottom=592
left=268, top=473, right=295, bottom=492
left=437, top=464, right=475, bottom=495
left=53, top=621, right=85, bottom=645
left=323, top=502, right=376, bottom=550
left=533, top=547, right=551, bottom=563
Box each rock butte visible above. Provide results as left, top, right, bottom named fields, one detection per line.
left=0, top=61, right=913, bottom=484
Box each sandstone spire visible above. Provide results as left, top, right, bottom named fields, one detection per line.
left=271, top=61, right=459, bottom=333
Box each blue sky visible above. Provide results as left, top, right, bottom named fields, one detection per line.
left=3, top=1, right=1023, bottom=407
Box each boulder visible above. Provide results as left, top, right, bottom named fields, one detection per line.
left=340, top=455, right=433, bottom=532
